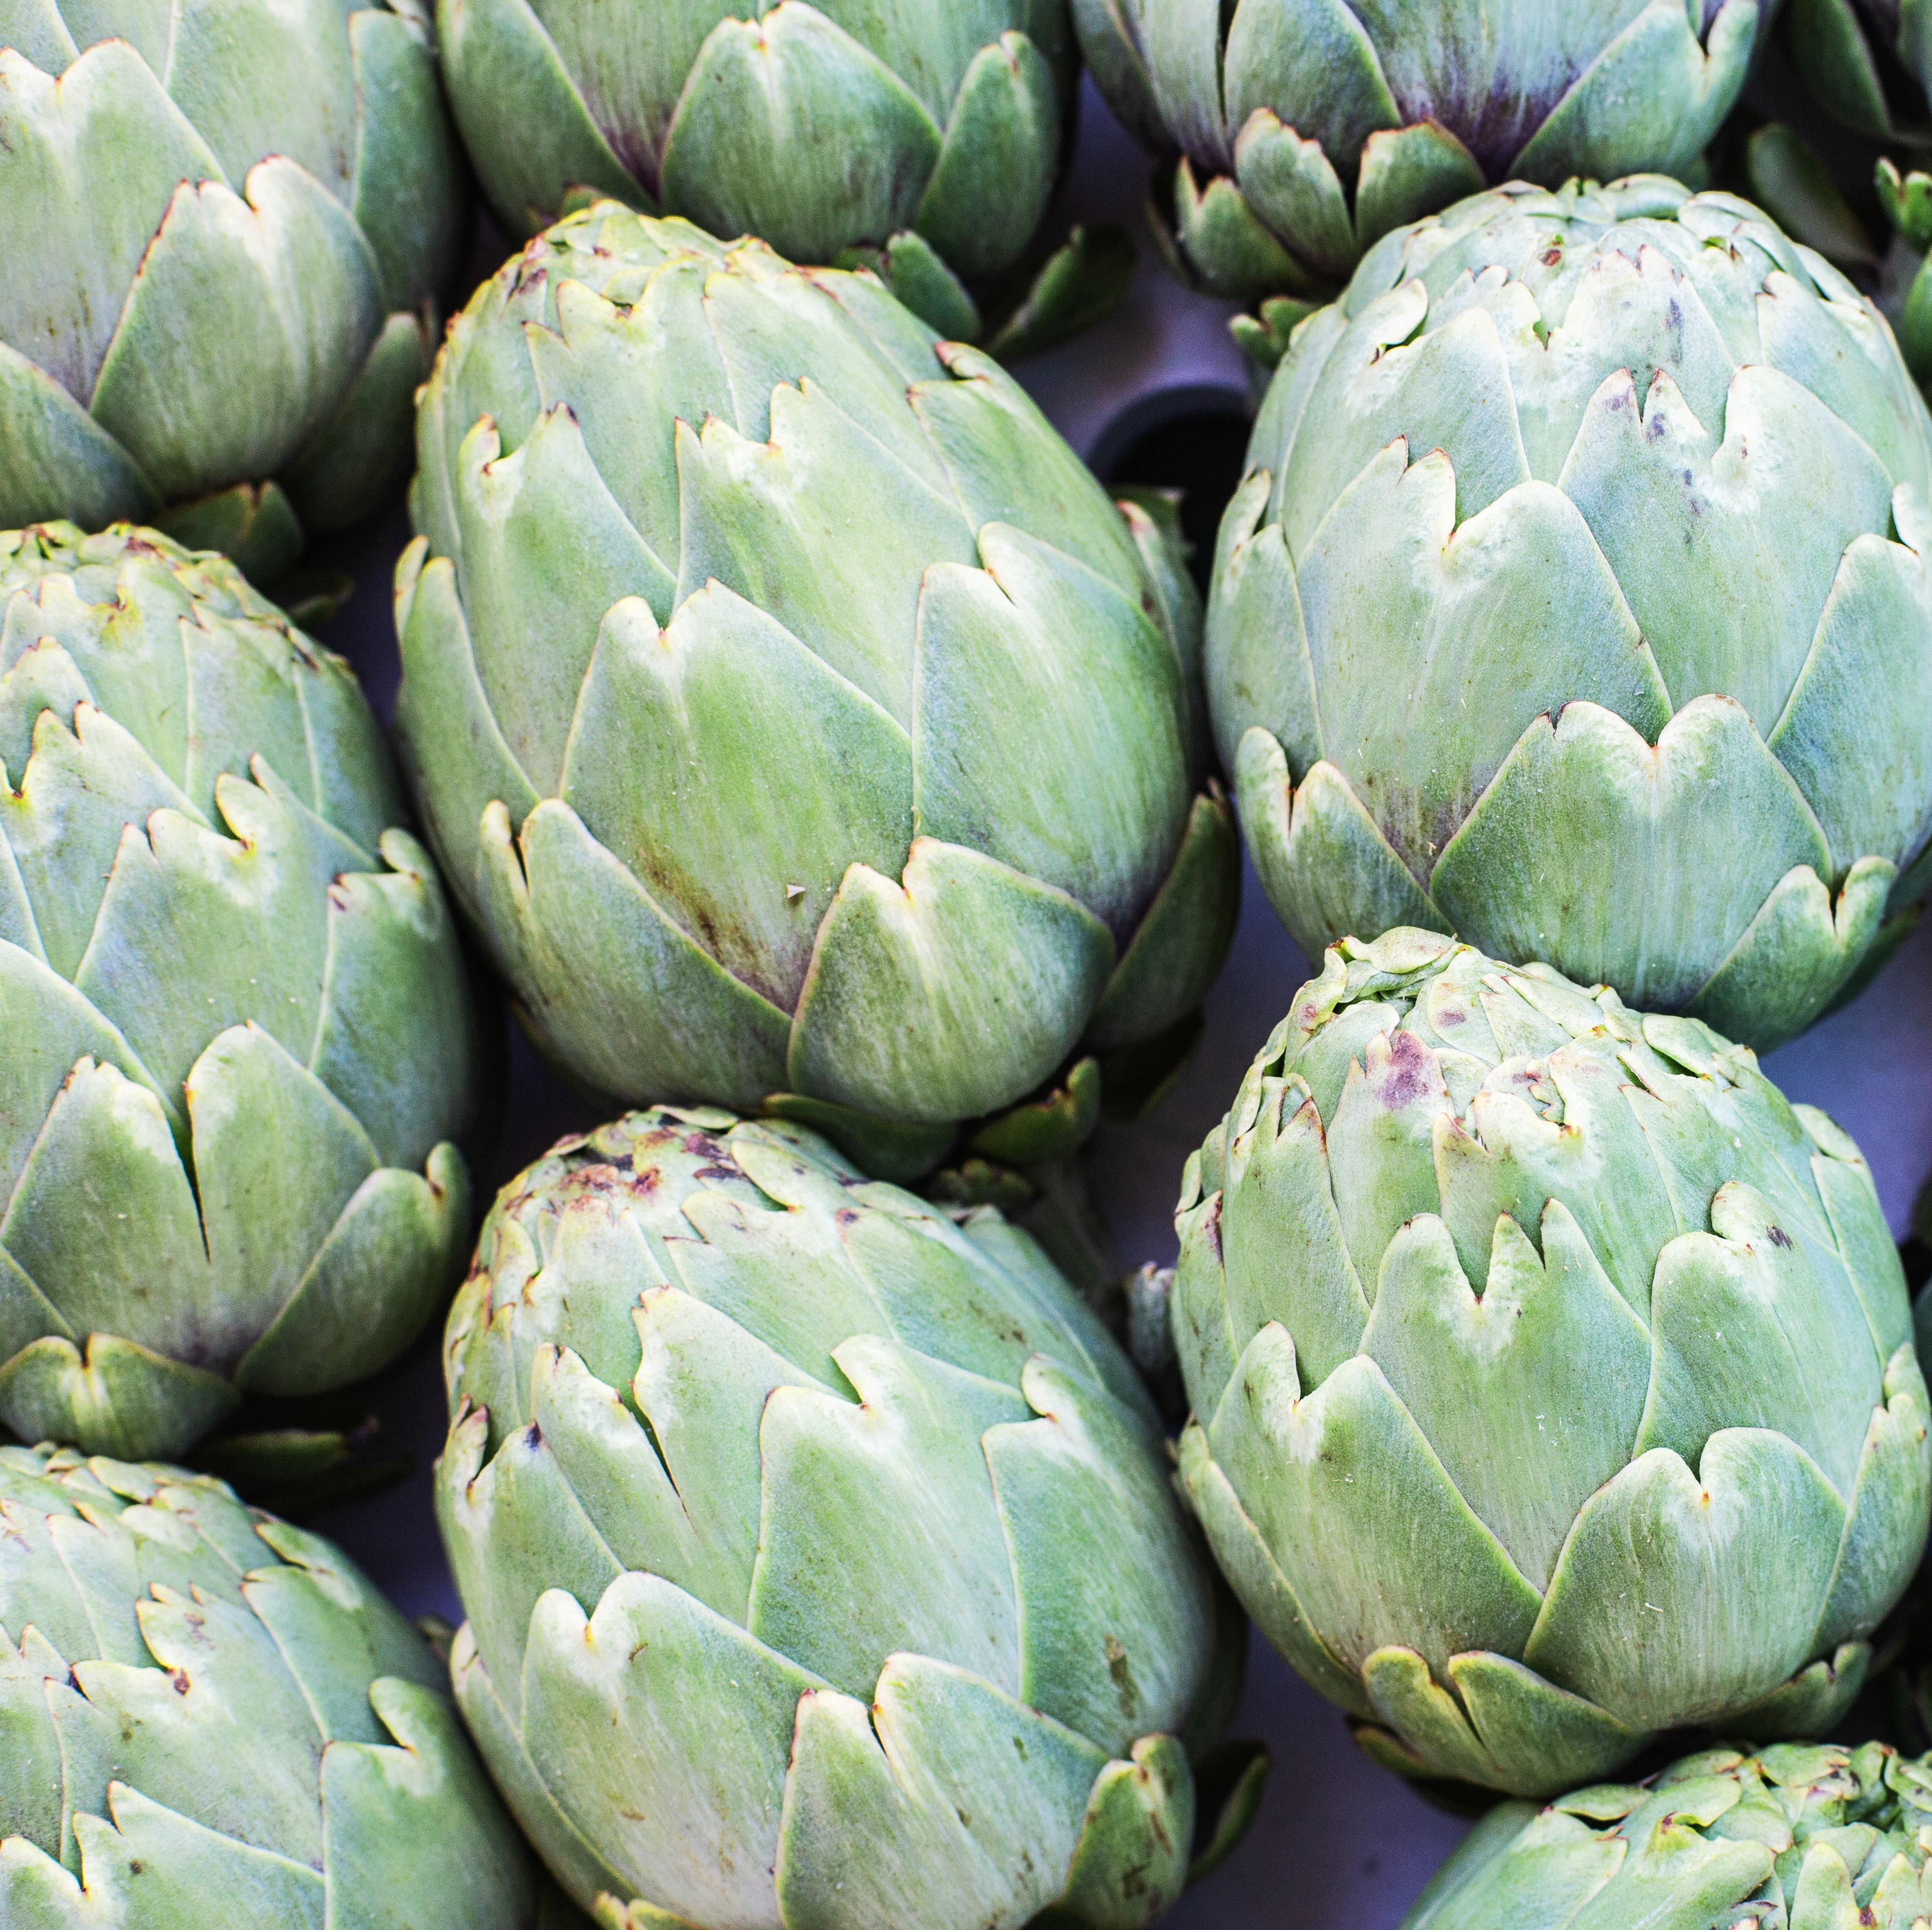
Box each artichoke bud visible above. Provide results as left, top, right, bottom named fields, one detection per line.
left=433, top=0, right=1117, bottom=349
left=436, top=1104, right=1259, bottom=1929
left=398, top=208, right=1238, bottom=1159
left=0, top=0, right=468, bottom=577
left=1177, top=927, right=1931, bottom=1800
left=1214, top=177, right=1932, bottom=1050
left=0, top=1444, right=558, bottom=1925
left=1071, top=0, right=1765, bottom=306
left=1404, top=1735, right=1932, bottom=1928
left=0, top=522, right=491, bottom=1462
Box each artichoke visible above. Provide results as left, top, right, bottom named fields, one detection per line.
left=435, top=0, right=1115, bottom=353
left=0, top=523, right=489, bottom=1462
left=1211, top=177, right=1932, bottom=1053
left=1071, top=0, right=1760, bottom=332
left=437, top=1104, right=1262, bottom=1929
left=396, top=207, right=1236, bottom=1179
left=1173, top=927, right=1931, bottom=1800
left=1403, top=1738, right=1932, bottom=1928
left=0, top=1443, right=569, bottom=1929
left=0, top=0, right=468, bottom=582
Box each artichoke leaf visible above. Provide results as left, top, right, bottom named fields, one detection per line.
left=1524, top=1431, right=1846, bottom=1728
left=776, top=1655, right=1105, bottom=1930
left=914, top=33, right=1059, bottom=282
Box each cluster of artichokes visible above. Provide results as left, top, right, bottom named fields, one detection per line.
left=9, top=1, right=1932, bottom=1927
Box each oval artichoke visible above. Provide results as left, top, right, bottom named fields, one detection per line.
left=0, top=523, right=489, bottom=1462
left=435, top=0, right=1100, bottom=348
left=1212, top=177, right=1932, bottom=1052
left=1403, top=1738, right=1932, bottom=1928
left=396, top=206, right=1236, bottom=1174
left=1173, top=926, right=1931, bottom=1800
left=0, top=1443, right=564, bottom=1928
left=1071, top=0, right=1760, bottom=310
left=437, top=1104, right=1259, bottom=1930
left=0, top=0, right=468, bottom=582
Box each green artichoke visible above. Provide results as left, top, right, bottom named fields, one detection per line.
left=0, top=0, right=468, bottom=583
left=435, top=0, right=1115, bottom=353
left=1212, top=177, right=1932, bottom=1053
left=396, top=207, right=1236, bottom=1178
left=1071, top=0, right=1761, bottom=329
left=437, top=1105, right=1262, bottom=1929
left=1403, top=1739, right=1932, bottom=1928
left=0, top=1443, right=571, bottom=1929
left=0, top=523, right=489, bottom=1462
left=1173, top=927, right=1931, bottom=1800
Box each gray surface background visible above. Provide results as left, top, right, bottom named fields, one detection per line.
left=309, top=80, right=1932, bottom=1927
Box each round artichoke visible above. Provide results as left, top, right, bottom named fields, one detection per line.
left=0, top=523, right=489, bottom=1462
left=435, top=0, right=1101, bottom=349
left=1211, top=177, right=1932, bottom=1052
left=1403, top=1738, right=1932, bottom=1928
left=1071, top=0, right=1761, bottom=312
left=0, top=1443, right=565, bottom=1929
left=0, top=0, right=468, bottom=582
left=437, top=1104, right=1260, bottom=1930
left=1173, top=927, right=1931, bottom=1800
left=397, top=206, right=1236, bottom=1176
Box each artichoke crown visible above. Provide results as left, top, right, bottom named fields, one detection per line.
left=437, top=0, right=1072, bottom=282
left=1072, top=0, right=1761, bottom=297
left=0, top=0, right=465, bottom=562
left=437, top=1105, right=1241, bottom=1929
left=0, top=1444, right=545, bottom=1928
left=1406, top=1740, right=1932, bottom=1928
left=1174, top=926, right=1930, bottom=1797
left=399, top=207, right=1234, bottom=1143
left=1213, top=178, right=1932, bottom=1050
left=0, top=523, right=483, bottom=1461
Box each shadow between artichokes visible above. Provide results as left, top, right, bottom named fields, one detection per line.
left=1211, top=177, right=1932, bottom=1053
left=436, top=1105, right=1263, bottom=1929
left=0, top=0, right=469, bottom=584
left=395, top=206, right=1238, bottom=1183
left=1401, top=1736, right=1932, bottom=1927
left=434, top=0, right=1124, bottom=357
left=1173, top=928, right=1931, bottom=1801
left=1071, top=0, right=1763, bottom=357
left=0, top=1444, right=578, bottom=1928
left=0, top=524, right=491, bottom=1463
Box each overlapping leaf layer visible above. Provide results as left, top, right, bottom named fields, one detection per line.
left=1174, top=927, right=1930, bottom=1797
left=0, top=0, right=466, bottom=571
left=399, top=209, right=1236, bottom=1145
left=0, top=525, right=485, bottom=1459
left=1404, top=1739, right=1932, bottom=1928
left=0, top=1444, right=556, bottom=1930
left=1214, top=179, right=1932, bottom=1049
left=438, top=1105, right=1244, bottom=1929
left=1073, top=0, right=1760, bottom=300
left=436, top=0, right=1072, bottom=316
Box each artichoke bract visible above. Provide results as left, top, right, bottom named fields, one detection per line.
left=0, top=1444, right=569, bottom=1929
left=0, top=524, right=489, bottom=1462
left=397, top=207, right=1236, bottom=1175
left=1174, top=928, right=1931, bottom=1800
left=0, top=0, right=467, bottom=582
left=437, top=1105, right=1259, bottom=1930
left=1071, top=0, right=1759, bottom=316
left=436, top=0, right=1099, bottom=350
left=1403, top=1739, right=1932, bottom=1929
left=1212, top=177, right=1932, bottom=1052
